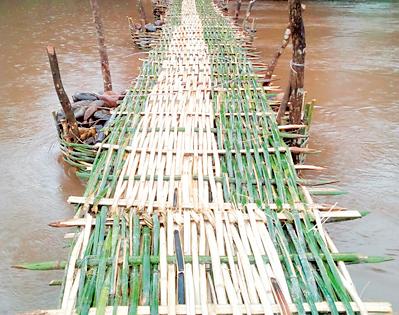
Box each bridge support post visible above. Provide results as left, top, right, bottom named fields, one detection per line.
left=89, top=0, right=113, bottom=93
left=46, top=46, right=80, bottom=141
left=234, top=0, right=242, bottom=20
left=137, top=0, right=147, bottom=28
left=243, top=0, right=256, bottom=30
left=277, top=0, right=306, bottom=125
left=265, top=26, right=291, bottom=83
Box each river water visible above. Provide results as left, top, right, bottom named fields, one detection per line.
left=0, top=0, right=397, bottom=313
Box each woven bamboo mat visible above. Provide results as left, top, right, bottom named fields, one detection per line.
left=37, top=0, right=392, bottom=313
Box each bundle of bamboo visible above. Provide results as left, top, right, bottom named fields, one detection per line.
left=26, top=0, right=392, bottom=313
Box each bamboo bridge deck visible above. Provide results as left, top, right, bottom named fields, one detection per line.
left=37, top=0, right=392, bottom=313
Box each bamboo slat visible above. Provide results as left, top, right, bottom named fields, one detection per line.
left=27, top=302, right=393, bottom=315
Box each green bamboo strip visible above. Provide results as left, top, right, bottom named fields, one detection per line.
left=141, top=227, right=151, bottom=305
left=129, top=214, right=141, bottom=315
left=97, top=270, right=111, bottom=314
left=120, top=217, right=129, bottom=305
left=150, top=215, right=160, bottom=315
left=14, top=252, right=392, bottom=270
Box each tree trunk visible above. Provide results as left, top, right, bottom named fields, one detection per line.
left=280, top=0, right=306, bottom=125
left=89, top=0, right=112, bottom=93
left=46, top=46, right=80, bottom=141
left=265, top=26, right=291, bottom=82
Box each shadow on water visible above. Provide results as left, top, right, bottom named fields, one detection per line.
left=0, top=0, right=398, bottom=312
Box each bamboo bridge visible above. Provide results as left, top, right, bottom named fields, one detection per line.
left=31, top=0, right=392, bottom=313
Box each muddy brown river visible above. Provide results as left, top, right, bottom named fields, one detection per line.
left=0, top=0, right=398, bottom=313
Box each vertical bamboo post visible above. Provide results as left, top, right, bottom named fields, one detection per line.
left=265, top=26, right=291, bottom=82
left=46, top=46, right=80, bottom=140
left=150, top=0, right=156, bottom=19
left=221, top=0, right=228, bottom=12
left=234, top=0, right=242, bottom=20
left=137, top=0, right=147, bottom=28
left=243, top=0, right=256, bottom=28
left=276, top=82, right=291, bottom=124
left=89, top=0, right=112, bottom=92
left=278, top=0, right=306, bottom=125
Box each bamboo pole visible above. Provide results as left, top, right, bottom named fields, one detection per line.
left=12, top=252, right=393, bottom=271
left=89, top=0, right=112, bottom=92
left=137, top=0, right=148, bottom=28
left=46, top=45, right=80, bottom=141
left=265, top=26, right=291, bottom=82
left=234, top=0, right=242, bottom=20
left=28, top=302, right=394, bottom=315
left=242, top=0, right=256, bottom=29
